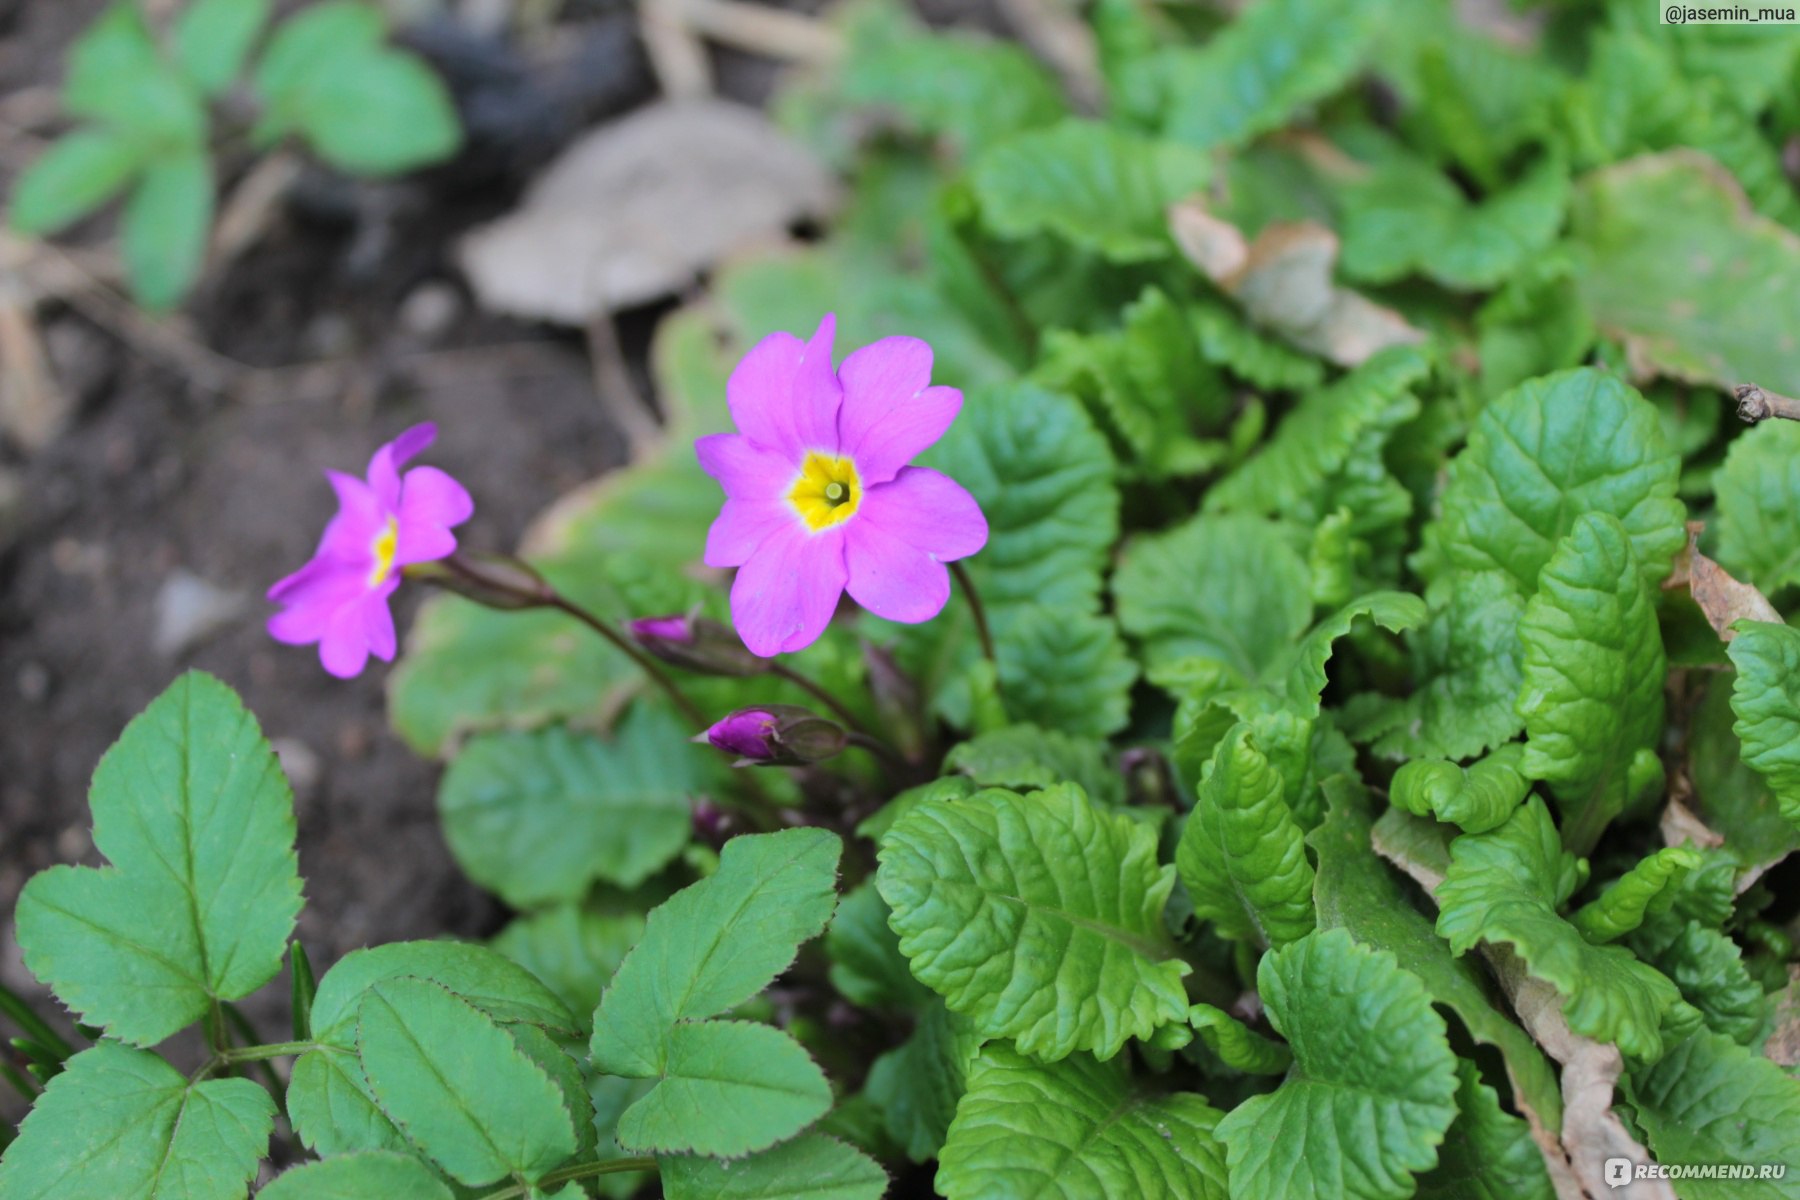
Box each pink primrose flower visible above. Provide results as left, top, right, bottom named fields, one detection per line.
left=267, top=423, right=473, bottom=678
left=696, top=315, right=988, bottom=657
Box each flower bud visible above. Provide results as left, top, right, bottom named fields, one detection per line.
left=408, top=551, right=555, bottom=611
left=698, top=705, right=847, bottom=767
left=628, top=613, right=766, bottom=677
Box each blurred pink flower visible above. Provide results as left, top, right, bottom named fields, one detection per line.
left=267, top=423, right=473, bottom=678
left=697, top=315, right=988, bottom=657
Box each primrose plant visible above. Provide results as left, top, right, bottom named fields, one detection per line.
left=8, top=0, right=460, bottom=309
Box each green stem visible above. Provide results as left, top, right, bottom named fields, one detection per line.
left=223, top=1004, right=286, bottom=1102
left=549, top=596, right=710, bottom=730
left=478, top=1157, right=658, bottom=1200
left=768, top=661, right=869, bottom=734
left=221, top=1040, right=320, bottom=1062
left=0, top=1055, right=40, bottom=1100
left=0, top=984, right=72, bottom=1059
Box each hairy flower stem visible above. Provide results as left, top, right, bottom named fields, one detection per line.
left=767, top=661, right=871, bottom=735
left=950, top=561, right=1002, bottom=695
left=546, top=596, right=711, bottom=730
left=845, top=730, right=908, bottom=774
left=478, top=1158, right=659, bottom=1200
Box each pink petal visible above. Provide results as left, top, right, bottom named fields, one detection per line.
left=729, top=523, right=847, bottom=656
left=727, top=316, right=841, bottom=458
left=319, top=598, right=374, bottom=678
left=267, top=557, right=366, bottom=641
left=705, top=499, right=794, bottom=568
left=836, top=338, right=960, bottom=483
left=695, top=433, right=799, bottom=501
left=363, top=579, right=400, bottom=661
left=394, top=465, right=473, bottom=565
left=856, top=467, right=988, bottom=562
left=367, top=423, right=438, bottom=508
left=844, top=519, right=950, bottom=624
left=318, top=471, right=389, bottom=564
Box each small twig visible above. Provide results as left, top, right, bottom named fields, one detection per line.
left=639, top=0, right=713, bottom=98
left=1733, top=383, right=1800, bottom=424
left=950, top=561, right=1002, bottom=699
left=583, top=309, right=664, bottom=460
left=676, top=0, right=841, bottom=64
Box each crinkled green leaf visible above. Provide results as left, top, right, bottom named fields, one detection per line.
left=995, top=605, right=1138, bottom=737
left=1311, top=777, right=1562, bottom=1128
left=1476, top=257, right=1597, bottom=397
left=439, top=710, right=702, bottom=907
left=1214, top=928, right=1459, bottom=1200
left=1115, top=513, right=1312, bottom=684
left=827, top=880, right=932, bottom=1010
left=0, top=1042, right=273, bottom=1200
left=1186, top=1004, right=1292, bottom=1076
left=590, top=828, right=840, bottom=1156
left=1436, top=798, right=1678, bottom=1059
left=491, top=906, right=643, bottom=1028
left=971, top=119, right=1211, bottom=261
left=173, top=0, right=271, bottom=95
left=15, top=672, right=301, bottom=1046
left=1622, top=1030, right=1800, bottom=1199
left=1413, top=1060, right=1554, bottom=1200
left=865, top=999, right=982, bottom=1162
left=1426, top=368, right=1684, bottom=594
left=1389, top=745, right=1531, bottom=835
left=259, top=1152, right=453, bottom=1200
left=357, top=977, right=576, bottom=1186
left=661, top=1133, right=888, bottom=1200
left=1177, top=723, right=1316, bottom=949
left=1571, top=847, right=1702, bottom=943
left=1715, top=421, right=1800, bottom=595
left=877, top=784, right=1189, bottom=1061
left=1189, top=302, right=1327, bottom=390
left=1518, top=513, right=1668, bottom=853
left=1630, top=920, right=1767, bottom=1046
left=1163, top=0, right=1376, bottom=150
left=942, top=724, right=1123, bottom=806
left=1274, top=591, right=1428, bottom=719
left=120, top=150, right=213, bottom=310
left=8, top=129, right=144, bottom=236
left=65, top=3, right=206, bottom=144
left=1689, top=673, right=1800, bottom=877
left=1347, top=572, right=1528, bottom=762
left=1728, top=620, right=1800, bottom=833
left=1570, top=150, right=1800, bottom=389
left=1340, top=153, right=1569, bottom=291
left=937, top=1045, right=1228, bottom=1200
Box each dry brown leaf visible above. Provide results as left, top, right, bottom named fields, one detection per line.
left=1766, top=967, right=1800, bottom=1068
left=1666, top=522, right=1783, bottom=639
left=1167, top=200, right=1425, bottom=366
left=459, top=99, right=839, bottom=323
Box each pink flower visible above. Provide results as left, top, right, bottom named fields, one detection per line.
left=267, top=423, right=473, bottom=678
left=697, top=315, right=988, bottom=657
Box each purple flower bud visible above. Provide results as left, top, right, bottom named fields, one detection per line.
left=630, top=612, right=767, bottom=677
left=699, top=705, right=847, bottom=767
left=629, top=615, right=694, bottom=644
left=706, top=709, right=778, bottom=760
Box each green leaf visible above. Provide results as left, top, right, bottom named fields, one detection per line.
left=1475, top=257, right=1597, bottom=397
left=1690, top=675, right=1800, bottom=876
left=439, top=711, right=702, bottom=907
left=357, top=977, right=577, bottom=1186
left=65, top=3, right=206, bottom=145
left=1115, top=513, right=1312, bottom=684
left=1389, top=745, right=1531, bottom=835
left=1186, top=1004, right=1292, bottom=1076
left=1622, top=1030, right=1800, bottom=1199
left=1570, top=150, right=1800, bottom=390
left=1630, top=920, right=1767, bottom=1046
left=0, top=1042, right=272, bottom=1200
left=661, top=1133, right=888, bottom=1200
left=252, top=1, right=383, bottom=98
left=491, top=906, right=644, bottom=1028
left=971, top=119, right=1211, bottom=261
left=1425, top=368, right=1684, bottom=594
left=15, top=672, right=301, bottom=1046
left=121, top=151, right=213, bottom=310
left=1190, top=302, right=1327, bottom=390
left=877, top=784, right=1190, bottom=1061
left=1413, top=1060, right=1554, bottom=1200
left=590, top=828, right=841, bottom=1156
left=1311, top=778, right=1563, bottom=1130
left=993, top=606, right=1138, bottom=737
left=1715, top=421, right=1800, bottom=595
left=174, top=0, right=271, bottom=95
left=259, top=1152, right=454, bottom=1200
left=1571, top=847, right=1702, bottom=943
left=9, top=129, right=144, bottom=236
left=1177, top=723, right=1316, bottom=949
left=1347, top=572, right=1528, bottom=762
left=864, top=1000, right=982, bottom=1162
left=1518, top=513, right=1667, bottom=852
left=1728, top=619, right=1800, bottom=825
left=937, top=1045, right=1228, bottom=1200
left=942, top=724, right=1123, bottom=806
left=1163, top=0, right=1376, bottom=151
left=1339, top=153, right=1569, bottom=291
left=827, top=881, right=933, bottom=1010
left=1213, top=929, right=1458, bottom=1200
left=1436, top=798, right=1679, bottom=1059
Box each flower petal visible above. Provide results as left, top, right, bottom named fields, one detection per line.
left=317, top=470, right=388, bottom=565
left=362, top=579, right=400, bottom=661
left=705, top=499, right=795, bottom=568
left=395, top=465, right=473, bottom=565
left=857, top=467, right=989, bottom=561
left=267, top=557, right=367, bottom=643
left=319, top=596, right=374, bottom=678
left=836, top=338, right=960, bottom=483
left=844, top=519, right=951, bottom=624
left=727, top=316, right=841, bottom=458
left=367, top=423, right=438, bottom=507
left=729, top=523, right=847, bottom=656
left=695, top=433, right=798, bottom=501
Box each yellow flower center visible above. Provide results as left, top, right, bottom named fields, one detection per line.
left=787, top=452, right=862, bottom=532
left=368, top=516, right=400, bottom=586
